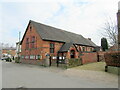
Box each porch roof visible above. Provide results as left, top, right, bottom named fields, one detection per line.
left=58, top=42, right=73, bottom=52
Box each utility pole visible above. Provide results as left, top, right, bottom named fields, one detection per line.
left=118, top=2, right=120, bottom=50
left=18, top=31, right=21, bottom=61
left=0, top=43, right=3, bottom=59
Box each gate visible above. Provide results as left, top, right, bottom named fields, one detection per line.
left=98, top=54, right=105, bottom=62
left=49, top=56, right=67, bottom=68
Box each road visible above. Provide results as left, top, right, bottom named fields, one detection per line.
left=1, top=60, right=118, bottom=88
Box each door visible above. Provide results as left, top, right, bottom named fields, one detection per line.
left=70, top=50, right=75, bottom=58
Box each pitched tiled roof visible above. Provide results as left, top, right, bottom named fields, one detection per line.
left=22, top=20, right=98, bottom=47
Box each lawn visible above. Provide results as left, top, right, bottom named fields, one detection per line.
left=73, top=61, right=119, bottom=75
left=74, top=62, right=106, bottom=72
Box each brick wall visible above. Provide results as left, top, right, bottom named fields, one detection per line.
left=21, top=22, right=44, bottom=59
left=20, top=59, right=44, bottom=66
left=21, top=22, right=64, bottom=60
left=81, top=52, right=97, bottom=64
left=42, top=41, right=63, bottom=58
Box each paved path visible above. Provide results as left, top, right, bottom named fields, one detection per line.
left=1, top=61, right=118, bottom=88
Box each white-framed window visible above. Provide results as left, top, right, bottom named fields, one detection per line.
left=25, top=55, right=29, bottom=59
left=63, top=57, right=65, bottom=59
left=36, top=55, right=41, bottom=60
left=21, top=55, right=24, bottom=59
left=50, top=43, right=54, bottom=53
left=36, top=55, right=38, bottom=59
left=52, top=56, right=57, bottom=59
left=59, top=56, right=62, bottom=59
left=30, top=55, right=35, bottom=59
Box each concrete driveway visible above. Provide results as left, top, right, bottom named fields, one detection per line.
left=1, top=61, right=118, bottom=88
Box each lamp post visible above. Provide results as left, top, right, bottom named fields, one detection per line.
left=118, top=2, right=120, bottom=50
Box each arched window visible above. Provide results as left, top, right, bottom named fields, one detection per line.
left=82, top=47, right=85, bottom=52
left=90, top=48, right=93, bottom=52
left=70, top=50, right=75, bottom=58
left=79, top=46, right=82, bottom=52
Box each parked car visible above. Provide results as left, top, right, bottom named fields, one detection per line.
left=5, top=57, right=12, bottom=62
left=1, top=57, right=12, bottom=62
left=1, top=57, right=8, bottom=60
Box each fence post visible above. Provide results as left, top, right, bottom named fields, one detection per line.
left=65, top=58, right=68, bottom=69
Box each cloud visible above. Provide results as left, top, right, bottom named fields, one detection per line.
left=0, top=0, right=119, bottom=46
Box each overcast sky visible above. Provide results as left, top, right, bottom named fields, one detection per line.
left=0, top=0, right=119, bottom=47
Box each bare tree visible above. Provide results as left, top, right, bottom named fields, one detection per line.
left=101, top=18, right=118, bottom=46
left=0, top=43, right=14, bottom=49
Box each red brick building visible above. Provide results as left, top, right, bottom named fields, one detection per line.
left=20, top=20, right=98, bottom=65
left=2, top=47, right=16, bottom=57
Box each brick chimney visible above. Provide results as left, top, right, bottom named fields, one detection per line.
left=88, top=38, right=91, bottom=41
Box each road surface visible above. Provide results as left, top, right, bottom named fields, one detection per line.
left=1, top=60, right=118, bottom=88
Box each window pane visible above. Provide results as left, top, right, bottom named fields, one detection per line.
left=36, top=55, right=41, bottom=60
left=30, top=55, right=35, bottom=59
left=50, top=43, right=54, bottom=48
left=50, top=43, right=54, bottom=53
left=83, top=47, right=85, bottom=51
left=32, top=36, right=35, bottom=42
left=25, top=56, right=29, bottom=59
left=26, top=38, right=29, bottom=49
left=50, top=48, right=54, bottom=53
left=26, top=38, right=29, bottom=43
left=21, top=55, right=24, bottom=59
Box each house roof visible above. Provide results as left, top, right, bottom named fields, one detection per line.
left=109, top=44, right=118, bottom=51
left=58, top=42, right=73, bottom=52
left=16, top=41, right=22, bottom=45
left=21, top=20, right=98, bottom=47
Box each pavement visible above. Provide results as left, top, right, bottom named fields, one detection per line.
left=1, top=60, right=119, bottom=88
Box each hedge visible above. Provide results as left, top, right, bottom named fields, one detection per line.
left=67, top=58, right=82, bottom=68
left=15, top=57, right=21, bottom=63
left=104, top=51, right=120, bottom=67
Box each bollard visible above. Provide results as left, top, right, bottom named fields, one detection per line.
left=105, top=65, right=108, bottom=72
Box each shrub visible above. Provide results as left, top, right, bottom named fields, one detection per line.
left=68, top=58, right=82, bottom=68
left=101, top=38, right=108, bottom=51
left=15, top=57, right=20, bottom=63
